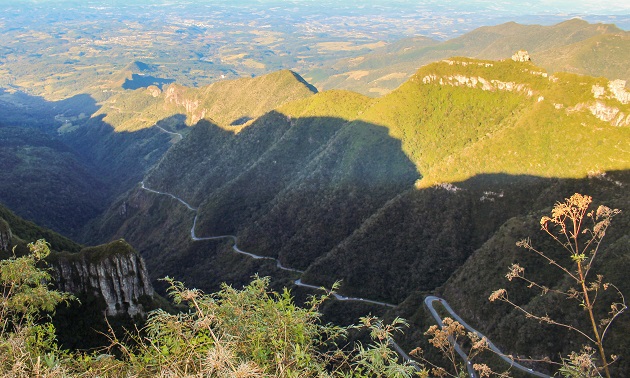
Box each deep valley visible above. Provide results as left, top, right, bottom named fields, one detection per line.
left=1, top=4, right=629, bottom=376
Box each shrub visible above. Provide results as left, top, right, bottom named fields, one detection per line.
left=0, top=239, right=73, bottom=376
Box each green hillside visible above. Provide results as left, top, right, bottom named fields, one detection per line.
left=91, top=59, right=630, bottom=374
left=94, top=69, right=317, bottom=132
left=0, top=69, right=319, bottom=245
left=359, top=58, right=630, bottom=187
left=0, top=82, right=175, bottom=239
left=92, top=88, right=414, bottom=283
left=97, top=57, right=630, bottom=297
left=64, top=70, right=318, bottom=200
left=419, top=175, right=630, bottom=376
left=299, top=58, right=629, bottom=301
left=0, top=203, right=81, bottom=255
left=454, top=18, right=623, bottom=59
left=5, top=11, right=630, bottom=376
left=309, top=19, right=629, bottom=96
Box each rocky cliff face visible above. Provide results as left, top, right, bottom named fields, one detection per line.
left=0, top=218, right=11, bottom=252
left=163, top=84, right=207, bottom=124
left=1, top=214, right=155, bottom=318
left=587, top=80, right=630, bottom=126
left=51, top=239, right=155, bottom=317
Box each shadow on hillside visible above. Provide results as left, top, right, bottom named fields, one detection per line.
left=81, top=104, right=630, bottom=374
left=289, top=70, right=319, bottom=93
left=230, top=116, right=253, bottom=125
left=142, top=111, right=419, bottom=234
left=156, top=113, right=188, bottom=131
left=70, top=113, right=187, bottom=187
left=122, top=73, right=175, bottom=90
left=0, top=87, right=187, bottom=240
left=110, top=110, right=419, bottom=295
left=382, top=169, right=630, bottom=377
left=0, top=88, right=99, bottom=130
left=302, top=169, right=630, bottom=301
left=0, top=89, right=112, bottom=239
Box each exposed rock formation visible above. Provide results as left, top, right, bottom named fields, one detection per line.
left=511, top=50, right=531, bottom=62
left=146, top=85, right=161, bottom=98
left=52, top=239, right=155, bottom=317
left=1, top=213, right=154, bottom=319
left=442, top=59, right=494, bottom=68
left=609, top=80, right=630, bottom=104
left=164, top=84, right=207, bottom=124
left=580, top=81, right=630, bottom=126
left=421, top=74, right=535, bottom=97
left=592, top=80, right=630, bottom=105
left=588, top=101, right=630, bottom=127
left=0, top=218, right=11, bottom=252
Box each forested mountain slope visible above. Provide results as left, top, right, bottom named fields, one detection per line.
left=0, top=126, right=109, bottom=239
left=0, top=70, right=319, bottom=241
left=96, top=58, right=629, bottom=300
left=69, top=55, right=630, bottom=374
left=93, top=69, right=317, bottom=132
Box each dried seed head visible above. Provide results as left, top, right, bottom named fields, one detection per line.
left=506, top=264, right=524, bottom=281
left=488, top=289, right=507, bottom=302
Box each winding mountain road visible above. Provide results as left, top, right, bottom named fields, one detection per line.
left=156, top=125, right=184, bottom=140
left=138, top=126, right=551, bottom=377
left=294, top=279, right=395, bottom=307
left=425, top=296, right=551, bottom=378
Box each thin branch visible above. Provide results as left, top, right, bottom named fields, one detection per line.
left=542, top=226, right=574, bottom=255
left=498, top=295, right=596, bottom=344
left=522, top=244, right=578, bottom=281
left=600, top=285, right=627, bottom=342
left=513, top=274, right=572, bottom=298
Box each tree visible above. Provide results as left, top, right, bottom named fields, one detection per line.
left=489, top=193, right=626, bottom=377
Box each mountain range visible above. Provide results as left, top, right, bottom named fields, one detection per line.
left=308, top=19, right=630, bottom=96
left=0, top=19, right=629, bottom=375
left=90, top=55, right=629, bottom=374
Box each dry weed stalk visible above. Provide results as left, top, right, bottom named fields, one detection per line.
left=411, top=317, right=510, bottom=378
left=489, top=193, right=626, bottom=378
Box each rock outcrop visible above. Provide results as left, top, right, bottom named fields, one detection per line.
left=592, top=80, right=630, bottom=105
left=0, top=218, right=11, bottom=252
left=51, top=239, right=155, bottom=317
left=582, top=80, right=630, bottom=126
left=608, top=80, right=630, bottom=104
left=1, top=213, right=155, bottom=319
left=164, top=84, right=207, bottom=124
left=421, top=74, right=535, bottom=97
left=588, top=101, right=630, bottom=127
left=511, top=50, right=531, bottom=62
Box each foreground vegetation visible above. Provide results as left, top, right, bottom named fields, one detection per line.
left=0, top=193, right=626, bottom=377
left=1, top=240, right=421, bottom=377
left=490, top=194, right=625, bottom=378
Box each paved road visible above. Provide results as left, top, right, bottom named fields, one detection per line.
left=424, top=296, right=551, bottom=378
left=142, top=181, right=304, bottom=273
left=156, top=125, right=183, bottom=140
left=294, top=279, right=395, bottom=307
left=424, top=296, right=477, bottom=378
left=141, top=181, right=196, bottom=211
left=140, top=151, right=550, bottom=378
